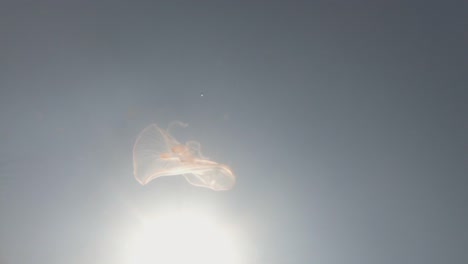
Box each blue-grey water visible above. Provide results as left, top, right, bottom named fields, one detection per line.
left=0, top=2, right=467, bottom=263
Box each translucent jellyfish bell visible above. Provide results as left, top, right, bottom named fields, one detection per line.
left=132, top=123, right=236, bottom=191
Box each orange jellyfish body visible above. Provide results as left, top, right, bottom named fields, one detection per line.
left=132, top=123, right=236, bottom=191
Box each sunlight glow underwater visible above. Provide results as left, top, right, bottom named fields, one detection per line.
left=125, top=210, right=242, bottom=264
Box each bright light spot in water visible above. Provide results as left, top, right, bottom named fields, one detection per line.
left=126, top=210, right=242, bottom=264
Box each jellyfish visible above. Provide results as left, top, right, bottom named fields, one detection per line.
left=132, top=122, right=236, bottom=191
